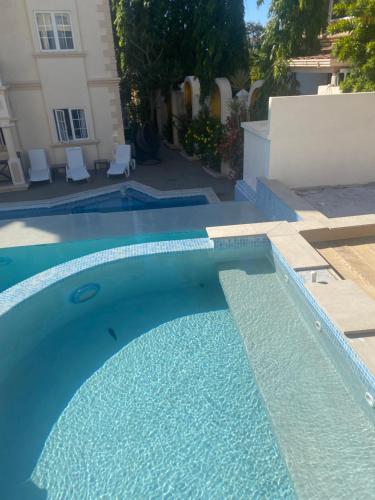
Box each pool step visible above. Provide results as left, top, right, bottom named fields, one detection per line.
left=218, top=260, right=375, bottom=500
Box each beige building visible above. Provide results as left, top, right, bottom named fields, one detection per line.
left=0, top=0, right=124, bottom=191
left=289, top=0, right=350, bottom=96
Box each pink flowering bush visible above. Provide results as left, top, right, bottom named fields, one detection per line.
left=218, top=100, right=248, bottom=177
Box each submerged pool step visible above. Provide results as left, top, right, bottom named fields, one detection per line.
left=218, top=260, right=375, bottom=500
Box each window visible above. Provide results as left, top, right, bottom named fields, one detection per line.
left=53, top=109, right=88, bottom=142
left=36, top=12, right=74, bottom=51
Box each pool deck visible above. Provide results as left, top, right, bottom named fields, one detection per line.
left=0, top=146, right=235, bottom=202
left=294, top=183, right=375, bottom=218
left=0, top=201, right=264, bottom=249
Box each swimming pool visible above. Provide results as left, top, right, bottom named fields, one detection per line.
left=0, top=238, right=374, bottom=498
left=0, top=230, right=206, bottom=292
left=0, top=185, right=212, bottom=221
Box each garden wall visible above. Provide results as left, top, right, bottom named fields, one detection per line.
left=242, top=92, right=375, bottom=189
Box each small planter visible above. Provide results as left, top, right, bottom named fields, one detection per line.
left=180, top=150, right=201, bottom=161
left=202, top=165, right=226, bottom=179
left=203, top=158, right=231, bottom=178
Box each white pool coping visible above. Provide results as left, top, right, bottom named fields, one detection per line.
left=0, top=201, right=263, bottom=249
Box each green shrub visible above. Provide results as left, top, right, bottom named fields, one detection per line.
left=177, top=108, right=224, bottom=171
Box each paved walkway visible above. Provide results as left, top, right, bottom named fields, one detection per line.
left=295, top=184, right=375, bottom=218
left=0, top=147, right=235, bottom=203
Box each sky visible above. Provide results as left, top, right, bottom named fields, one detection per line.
left=244, top=0, right=271, bottom=25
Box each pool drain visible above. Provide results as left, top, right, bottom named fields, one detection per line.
left=70, top=283, right=100, bottom=304
left=365, top=392, right=375, bottom=408
left=0, top=257, right=12, bottom=266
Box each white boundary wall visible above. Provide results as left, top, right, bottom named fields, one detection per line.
left=243, top=92, right=375, bottom=189
left=242, top=121, right=269, bottom=190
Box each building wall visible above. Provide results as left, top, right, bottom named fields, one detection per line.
left=0, top=0, right=123, bottom=169
left=294, top=72, right=330, bottom=96
left=268, top=92, right=375, bottom=188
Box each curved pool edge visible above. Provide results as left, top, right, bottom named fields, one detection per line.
left=1, top=231, right=374, bottom=401
left=0, top=238, right=216, bottom=317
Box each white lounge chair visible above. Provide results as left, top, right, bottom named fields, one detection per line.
left=65, top=147, right=90, bottom=182
left=28, top=149, right=52, bottom=183
left=107, top=144, right=136, bottom=177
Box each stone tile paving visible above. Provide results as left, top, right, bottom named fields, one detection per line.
left=0, top=146, right=234, bottom=203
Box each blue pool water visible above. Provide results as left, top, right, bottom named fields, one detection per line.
left=0, top=251, right=295, bottom=499
left=0, top=188, right=208, bottom=220
left=220, top=258, right=375, bottom=499
left=0, top=231, right=206, bottom=292
left=0, top=243, right=374, bottom=498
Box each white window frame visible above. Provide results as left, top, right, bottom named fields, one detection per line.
left=35, top=11, right=75, bottom=52
left=53, top=108, right=89, bottom=143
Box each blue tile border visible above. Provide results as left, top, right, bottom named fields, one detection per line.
left=270, top=242, right=375, bottom=397
left=234, top=178, right=300, bottom=221
left=255, top=179, right=300, bottom=222
left=213, top=235, right=270, bottom=250
left=0, top=238, right=214, bottom=317
left=234, top=180, right=256, bottom=203
left=0, top=235, right=275, bottom=319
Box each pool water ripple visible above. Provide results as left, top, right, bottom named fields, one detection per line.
left=31, top=310, right=294, bottom=499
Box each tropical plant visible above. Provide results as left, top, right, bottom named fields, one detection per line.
left=192, top=0, right=249, bottom=99
left=246, top=22, right=265, bottom=83
left=258, top=0, right=329, bottom=65
left=329, top=0, right=375, bottom=92
left=175, top=114, right=194, bottom=155
left=111, top=0, right=249, bottom=122
left=253, top=0, right=329, bottom=118
left=230, top=70, right=250, bottom=93
left=178, top=108, right=224, bottom=170
left=111, top=0, right=181, bottom=123
left=246, top=21, right=264, bottom=50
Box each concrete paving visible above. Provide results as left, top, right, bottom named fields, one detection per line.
left=307, top=280, right=375, bottom=338
left=268, top=232, right=330, bottom=271
left=0, top=201, right=265, bottom=249
left=295, top=183, right=375, bottom=218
